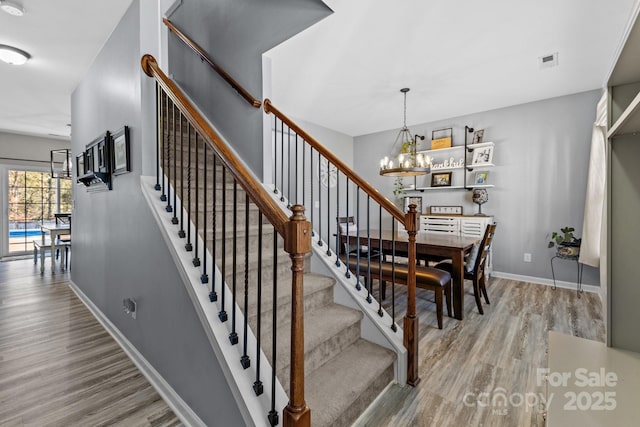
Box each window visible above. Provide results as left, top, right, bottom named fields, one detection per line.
left=7, top=170, right=72, bottom=254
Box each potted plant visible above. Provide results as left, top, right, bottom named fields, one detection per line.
left=548, top=226, right=581, bottom=257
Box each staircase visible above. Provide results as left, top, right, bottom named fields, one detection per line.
left=156, top=99, right=396, bottom=426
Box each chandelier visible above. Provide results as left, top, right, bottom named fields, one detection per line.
left=379, top=88, right=430, bottom=177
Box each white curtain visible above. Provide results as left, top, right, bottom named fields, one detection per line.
left=579, top=93, right=607, bottom=267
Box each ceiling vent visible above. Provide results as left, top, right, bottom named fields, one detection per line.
left=539, top=52, right=559, bottom=69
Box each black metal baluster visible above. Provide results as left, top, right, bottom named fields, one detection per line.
left=273, top=117, right=278, bottom=195
left=287, top=127, right=291, bottom=209
left=326, top=159, right=331, bottom=256
left=210, top=155, right=217, bottom=302
left=154, top=84, right=161, bottom=191
left=268, top=229, right=279, bottom=427
left=185, top=123, right=193, bottom=252
left=310, top=148, right=314, bottom=238
left=219, top=167, right=228, bottom=322
left=166, top=101, right=174, bottom=212
left=317, top=153, right=322, bottom=246
left=193, top=134, right=201, bottom=267
left=280, top=121, right=285, bottom=202
left=391, top=220, right=397, bottom=331
left=335, top=171, right=340, bottom=267
left=378, top=205, right=384, bottom=317
left=201, top=143, right=208, bottom=283
left=253, top=213, right=263, bottom=396
left=178, top=114, right=186, bottom=237
left=160, top=92, right=168, bottom=202
left=171, top=104, right=178, bottom=222
left=240, top=193, right=250, bottom=369
left=229, top=180, right=238, bottom=345
left=345, top=178, right=351, bottom=279
left=302, top=137, right=305, bottom=210
left=184, top=122, right=193, bottom=252
left=366, top=195, right=372, bottom=303
left=355, top=187, right=361, bottom=291
left=295, top=133, right=298, bottom=205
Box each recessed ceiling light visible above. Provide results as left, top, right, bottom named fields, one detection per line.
left=0, top=1, right=24, bottom=16
left=0, top=44, right=30, bottom=65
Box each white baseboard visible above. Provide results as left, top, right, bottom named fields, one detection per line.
left=491, top=271, right=600, bottom=294
left=68, top=281, right=206, bottom=427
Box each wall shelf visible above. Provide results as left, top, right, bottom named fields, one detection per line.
left=607, top=90, right=640, bottom=138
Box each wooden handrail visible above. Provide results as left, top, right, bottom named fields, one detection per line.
left=163, top=18, right=261, bottom=109
left=141, top=54, right=287, bottom=236
left=263, top=99, right=407, bottom=227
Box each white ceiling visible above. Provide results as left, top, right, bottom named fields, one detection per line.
left=0, top=0, right=637, bottom=141
left=0, top=0, right=134, bottom=140
left=267, top=0, right=638, bottom=137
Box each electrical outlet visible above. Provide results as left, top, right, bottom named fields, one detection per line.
left=123, top=298, right=137, bottom=319
left=314, top=200, right=319, bottom=209
left=524, top=253, right=532, bottom=263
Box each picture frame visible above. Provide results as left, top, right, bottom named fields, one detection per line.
left=76, top=153, right=85, bottom=177
left=472, top=146, right=493, bottom=165
left=85, top=145, right=95, bottom=173
left=475, top=171, right=489, bottom=185
left=431, top=127, right=452, bottom=150
left=97, top=136, right=110, bottom=173
left=431, top=171, right=452, bottom=187
left=472, top=129, right=484, bottom=144
left=403, top=196, right=423, bottom=214
left=111, top=126, right=131, bottom=175
left=430, top=205, right=463, bottom=215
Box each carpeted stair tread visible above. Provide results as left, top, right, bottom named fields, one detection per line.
left=305, top=339, right=396, bottom=427
left=267, top=303, right=363, bottom=375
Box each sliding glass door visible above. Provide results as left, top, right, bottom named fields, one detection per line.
left=6, top=169, right=72, bottom=255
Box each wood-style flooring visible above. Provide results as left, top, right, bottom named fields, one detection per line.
left=355, top=277, right=605, bottom=427
left=0, top=258, right=181, bottom=427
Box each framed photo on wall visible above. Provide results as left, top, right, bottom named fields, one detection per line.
left=111, top=126, right=131, bottom=175
left=76, top=153, right=85, bottom=177
left=472, top=146, right=493, bottom=165
left=431, top=171, right=452, bottom=187
left=472, top=129, right=485, bottom=144
left=475, top=171, right=489, bottom=185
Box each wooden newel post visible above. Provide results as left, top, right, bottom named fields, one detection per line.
left=404, top=204, right=421, bottom=386
left=283, top=204, right=312, bottom=427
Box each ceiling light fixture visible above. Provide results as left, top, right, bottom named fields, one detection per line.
left=0, top=44, right=30, bottom=65
left=0, top=1, right=24, bottom=16
left=379, top=88, right=430, bottom=177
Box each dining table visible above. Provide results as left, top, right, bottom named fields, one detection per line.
left=342, top=229, right=478, bottom=320
left=40, top=224, right=71, bottom=270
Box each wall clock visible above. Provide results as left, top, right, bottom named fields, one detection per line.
left=318, top=158, right=338, bottom=188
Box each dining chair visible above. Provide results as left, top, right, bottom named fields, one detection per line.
left=336, top=216, right=381, bottom=258
left=434, top=223, right=497, bottom=315
left=54, top=213, right=72, bottom=260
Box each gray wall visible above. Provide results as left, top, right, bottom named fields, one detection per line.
left=71, top=1, right=243, bottom=424
left=167, top=0, right=332, bottom=177
left=0, top=132, right=70, bottom=166
left=354, top=89, right=602, bottom=286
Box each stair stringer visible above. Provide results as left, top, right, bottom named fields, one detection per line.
left=141, top=176, right=288, bottom=427
left=263, top=184, right=408, bottom=386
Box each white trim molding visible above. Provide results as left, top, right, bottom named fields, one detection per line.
left=68, top=280, right=206, bottom=427
left=491, top=271, right=600, bottom=294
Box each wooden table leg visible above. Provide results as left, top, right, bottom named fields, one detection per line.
left=451, top=249, right=465, bottom=320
